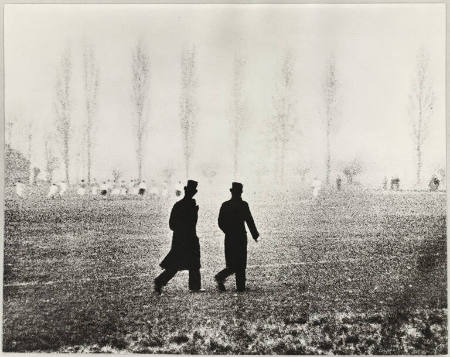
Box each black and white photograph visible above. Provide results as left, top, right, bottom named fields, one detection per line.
left=3, top=3, right=447, bottom=353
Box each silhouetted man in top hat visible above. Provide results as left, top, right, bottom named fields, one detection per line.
left=214, top=182, right=259, bottom=292
left=154, top=180, right=203, bottom=294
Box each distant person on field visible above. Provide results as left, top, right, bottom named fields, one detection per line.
left=383, top=176, right=388, bottom=190
left=149, top=180, right=159, bottom=196
left=214, top=182, right=259, bottom=292
left=175, top=181, right=183, bottom=197
left=111, top=181, right=121, bottom=196
left=106, top=179, right=113, bottom=194
left=100, top=181, right=108, bottom=196
left=390, top=177, right=400, bottom=191
left=138, top=180, right=147, bottom=196
left=59, top=181, right=68, bottom=196
left=429, top=176, right=440, bottom=191
left=91, top=179, right=99, bottom=195
left=336, top=175, right=342, bottom=191
left=120, top=180, right=128, bottom=195
left=154, top=180, right=203, bottom=294
left=47, top=182, right=59, bottom=199
left=77, top=180, right=86, bottom=196
left=15, top=180, right=26, bottom=198
left=161, top=181, right=169, bottom=198
left=312, top=177, right=322, bottom=199
left=129, top=179, right=136, bottom=195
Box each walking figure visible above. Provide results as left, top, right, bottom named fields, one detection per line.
left=336, top=175, right=342, bottom=191
left=390, top=177, right=400, bottom=191
left=47, top=182, right=59, bottom=199
left=138, top=180, right=147, bottom=196
left=214, top=182, right=259, bottom=292
left=429, top=176, right=440, bottom=191
left=382, top=176, right=388, bottom=190
left=312, top=177, right=322, bottom=199
left=154, top=180, right=203, bottom=294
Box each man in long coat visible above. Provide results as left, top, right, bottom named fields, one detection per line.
left=154, top=180, right=202, bottom=294
left=214, top=182, right=259, bottom=292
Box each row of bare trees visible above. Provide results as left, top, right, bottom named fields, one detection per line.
left=42, top=45, right=436, bottom=186
left=53, top=46, right=100, bottom=185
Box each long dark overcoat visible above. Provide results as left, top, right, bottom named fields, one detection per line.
left=218, top=198, right=259, bottom=270
left=160, top=197, right=201, bottom=271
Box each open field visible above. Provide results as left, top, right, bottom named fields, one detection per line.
left=3, top=189, right=447, bottom=353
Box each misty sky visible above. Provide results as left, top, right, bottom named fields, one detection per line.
left=5, top=4, right=446, bottom=188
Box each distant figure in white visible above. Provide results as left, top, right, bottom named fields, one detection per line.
left=149, top=180, right=159, bottom=196
left=161, top=181, right=169, bottom=198
left=59, top=181, right=68, bottom=196
left=312, top=177, right=322, bottom=199
left=138, top=180, right=147, bottom=196
left=111, top=181, right=121, bottom=196
left=131, top=179, right=139, bottom=195
left=106, top=179, right=113, bottom=194
left=47, top=182, right=59, bottom=199
left=120, top=180, right=128, bottom=195
left=77, top=180, right=86, bottom=196
left=15, top=180, right=26, bottom=198
left=91, top=179, right=99, bottom=195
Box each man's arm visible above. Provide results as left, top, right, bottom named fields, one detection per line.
left=244, top=202, right=259, bottom=240
left=169, top=204, right=178, bottom=231
left=218, top=204, right=227, bottom=233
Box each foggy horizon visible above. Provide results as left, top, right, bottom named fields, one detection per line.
left=5, top=4, right=446, bottom=188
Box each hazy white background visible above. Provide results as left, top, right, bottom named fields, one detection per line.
left=4, top=4, right=446, bottom=189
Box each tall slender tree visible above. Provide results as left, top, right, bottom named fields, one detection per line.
left=27, top=121, right=33, bottom=185
left=409, top=48, right=434, bottom=186
left=272, top=51, right=297, bottom=184
left=44, top=133, right=59, bottom=183
left=54, top=48, right=72, bottom=184
left=323, top=56, right=338, bottom=184
left=230, top=51, right=247, bottom=179
left=179, top=46, right=197, bottom=179
left=131, top=42, right=150, bottom=181
left=83, top=44, right=100, bottom=185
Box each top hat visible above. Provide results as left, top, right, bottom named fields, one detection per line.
left=185, top=180, right=198, bottom=193
left=230, top=182, right=243, bottom=193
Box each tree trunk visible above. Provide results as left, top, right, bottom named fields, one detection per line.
left=280, top=139, right=286, bottom=185
left=87, top=114, right=92, bottom=185
left=416, top=144, right=422, bottom=186
left=326, top=123, right=331, bottom=184
left=137, top=135, right=143, bottom=181
left=64, top=134, right=70, bottom=184
left=28, top=133, right=33, bottom=185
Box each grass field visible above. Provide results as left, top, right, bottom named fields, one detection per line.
left=3, top=188, right=447, bottom=353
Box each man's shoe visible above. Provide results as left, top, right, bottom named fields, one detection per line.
left=190, top=288, right=206, bottom=293
left=214, top=276, right=226, bottom=292
left=154, top=281, right=162, bottom=295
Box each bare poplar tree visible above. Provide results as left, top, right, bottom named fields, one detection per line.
left=272, top=51, right=296, bottom=184
left=6, top=118, right=14, bottom=147
left=44, top=133, right=59, bottom=183
left=83, top=44, right=100, bottom=185
left=131, top=42, right=150, bottom=181
left=409, top=48, right=434, bottom=186
left=27, top=121, right=33, bottom=185
left=230, top=52, right=247, bottom=179
left=54, top=48, right=72, bottom=184
left=179, top=46, right=197, bottom=179
left=323, top=56, right=338, bottom=185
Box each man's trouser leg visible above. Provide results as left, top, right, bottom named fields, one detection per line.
left=189, top=269, right=201, bottom=290
left=215, top=268, right=233, bottom=282
left=155, top=269, right=177, bottom=287
left=235, top=268, right=246, bottom=291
